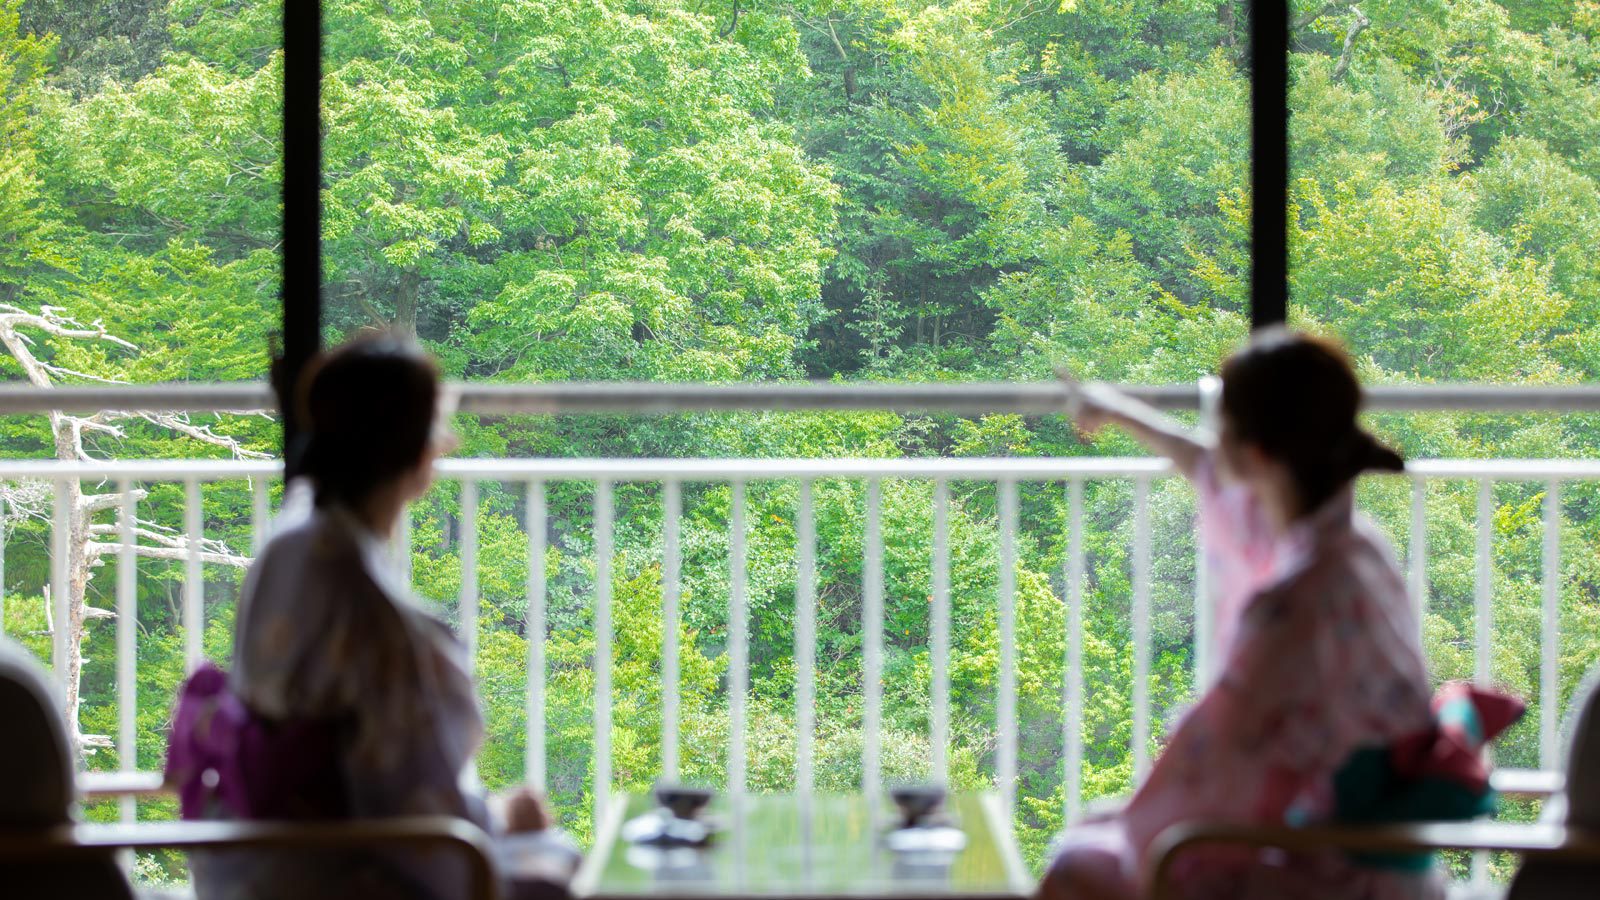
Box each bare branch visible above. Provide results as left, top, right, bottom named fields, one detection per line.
left=65, top=416, right=126, bottom=438
left=82, top=605, right=116, bottom=620
left=0, top=305, right=137, bottom=351
left=1294, top=0, right=1351, bottom=30
left=84, top=521, right=251, bottom=568
left=39, top=363, right=127, bottom=385
left=135, top=412, right=273, bottom=460
left=0, top=480, right=53, bottom=523
left=0, top=305, right=135, bottom=393
left=1331, top=6, right=1370, bottom=80
left=84, top=543, right=251, bottom=567
left=78, top=488, right=150, bottom=515
left=991, top=0, right=1058, bottom=34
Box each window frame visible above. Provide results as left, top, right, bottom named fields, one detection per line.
left=271, top=1, right=1292, bottom=457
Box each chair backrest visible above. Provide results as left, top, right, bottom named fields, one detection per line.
left=0, top=637, right=135, bottom=900
left=1566, top=671, right=1600, bottom=828
left=0, top=637, right=74, bottom=827
left=1506, top=673, right=1600, bottom=899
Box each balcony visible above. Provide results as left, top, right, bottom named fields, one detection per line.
left=2, top=381, right=1596, bottom=890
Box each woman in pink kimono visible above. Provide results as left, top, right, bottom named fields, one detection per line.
left=1043, top=329, right=1436, bottom=900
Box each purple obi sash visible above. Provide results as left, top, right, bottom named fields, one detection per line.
left=164, top=663, right=349, bottom=820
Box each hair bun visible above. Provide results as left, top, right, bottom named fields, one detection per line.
left=1333, top=429, right=1405, bottom=477
left=1358, top=430, right=1406, bottom=473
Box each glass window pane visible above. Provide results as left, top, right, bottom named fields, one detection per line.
left=318, top=1, right=1249, bottom=868
left=6, top=0, right=281, bottom=387
left=1289, top=2, right=1595, bottom=382
left=1289, top=4, right=1600, bottom=840
left=2, top=2, right=280, bottom=876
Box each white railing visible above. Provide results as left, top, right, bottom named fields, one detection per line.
left=2, top=380, right=1600, bottom=416
left=2, top=454, right=1589, bottom=828
left=0, top=381, right=1592, bottom=847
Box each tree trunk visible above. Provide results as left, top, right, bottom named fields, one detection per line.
left=1331, top=7, right=1370, bottom=80
left=48, top=410, right=91, bottom=751
left=395, top=268, right=421, bottom=336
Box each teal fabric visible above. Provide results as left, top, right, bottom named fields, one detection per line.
left=1330, top=746, right=1497, bottom=871
left=1437, top=696, right=1484, bottom=744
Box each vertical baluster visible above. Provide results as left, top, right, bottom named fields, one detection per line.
left=1410, top=478, right=1428, bottom=642
left=526, top=480, right=547, bottom=787
left=1065, top=478, right=1085, bottom=825
left=51, top=479, right=69, bottom=679
left=662, top=480, right=682, bottom=780
left=184, top=478, right=203, bottom=670
left=1132, top=477, right=1152, bottom=779
left=117, top=483, right=137, bottom=823
left=251, top=477, right=270, bottom=556
left=864, top=479, right=884, bottom=798
left=1475, top=480, right=1493, bottom=688
left=460, top=480, right=479, bottom=663
left=931, top=480, right=951, bottom=783
left=997, top=479, right=1019, bottom=817
left=595, top=481, right=614, bottom=815
left=1473, top=479, right=1493, bottom=888
left=729, top=480, right=748, bottom=797
left=796, top=479, right=816, bottom=796
left=1541, top=481, right=1562, bottom=771
left=1194, top=375, right=1221, bottom=688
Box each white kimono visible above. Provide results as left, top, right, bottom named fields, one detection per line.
left=194, top=484, right=492, bottom=899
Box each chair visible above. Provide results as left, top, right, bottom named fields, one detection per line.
left=0, top=636, right=135, bottom=899
left=1144, top=819, right=1600, bottom=900
left=0, top=817, right=500, bottom=900
left=1503, top=672, right=1600, bottom=899
left=0, top=638, right=500, bottom=900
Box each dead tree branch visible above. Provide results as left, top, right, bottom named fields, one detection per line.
left=0, top=303, right=264, bottom=758
left=85, top=523, right=252, bottom=568
left=1332, top=6, right=1370, bottom=80
left=1294, top=0, right=1357, bottom=30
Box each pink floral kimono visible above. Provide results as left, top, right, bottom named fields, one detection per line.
left=1047, top=455, right=1439, bottom=900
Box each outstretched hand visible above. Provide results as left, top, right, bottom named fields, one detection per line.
left=1057, top=369, right=1211, bottom=478
left=1060, top=372, right=1132, bottom=438
left=1074, top=383, right=1134, bottom=437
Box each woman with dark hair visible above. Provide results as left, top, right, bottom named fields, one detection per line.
left=1040, top=329, right=1437, bottom=900
left=182, top=336, right=572, bottom=900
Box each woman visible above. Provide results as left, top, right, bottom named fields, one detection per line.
left=1042, top=329, right=1437, bottom=900
left=188, top=336, right=570, bottom=900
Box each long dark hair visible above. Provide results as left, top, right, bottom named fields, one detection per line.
left=1220, top=328, right=1403, bottom=513
left=293, top=335, right=441, bottom=509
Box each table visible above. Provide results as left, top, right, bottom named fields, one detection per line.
left=572, top=793, right=1031, bottom=900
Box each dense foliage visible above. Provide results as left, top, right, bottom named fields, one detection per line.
left=3, top=0, right=1600, bottom=880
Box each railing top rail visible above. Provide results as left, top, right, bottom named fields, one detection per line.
left=0, top=457, right=1176, bottom=480
left=5, top=456, right=1600, bottom=481
left=1, top=382, right=1599, bottom=416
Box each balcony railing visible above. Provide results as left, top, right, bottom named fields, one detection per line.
left=1, top=381, right=1595, bottom=864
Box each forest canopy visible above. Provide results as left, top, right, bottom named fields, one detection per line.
left=3, top=0, right=1600, bottom=881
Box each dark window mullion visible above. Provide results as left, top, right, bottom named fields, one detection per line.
left=279, top=0, right=324, bottom=468
left=1250, top=0, right=1290, bottom=330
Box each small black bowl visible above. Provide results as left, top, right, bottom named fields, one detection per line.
left=654, top=783, right=715, bottom=820
left=888, top=784, right=947, bottom=827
